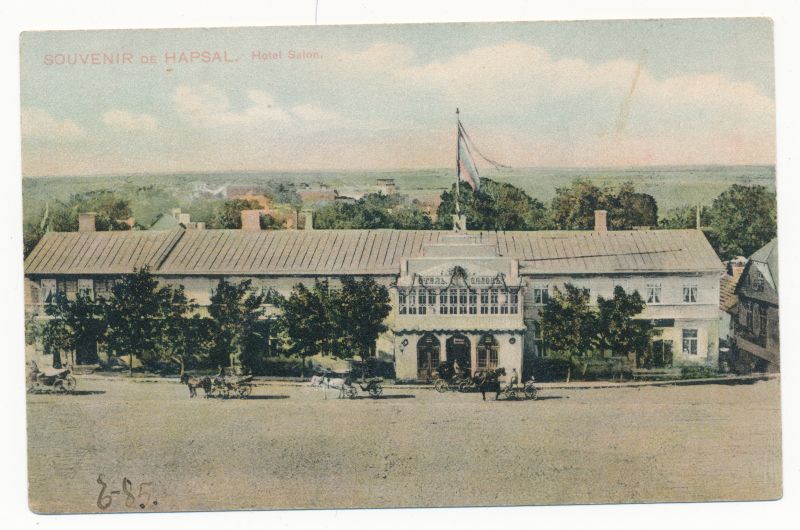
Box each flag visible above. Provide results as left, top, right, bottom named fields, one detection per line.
left=457, top=123, right=480, bottom=191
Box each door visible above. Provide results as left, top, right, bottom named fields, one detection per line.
left=446, top=334, right=471, bottom=375
left=416, top=334, right=440, bottom=380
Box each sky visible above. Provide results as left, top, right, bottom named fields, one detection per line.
left=19, top=18, right=776, bottom=176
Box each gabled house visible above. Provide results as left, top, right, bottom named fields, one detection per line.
left=731, top=238, right=779, bottom=372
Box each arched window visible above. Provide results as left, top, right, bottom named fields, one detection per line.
left=477, top=334, right=499, bottom=370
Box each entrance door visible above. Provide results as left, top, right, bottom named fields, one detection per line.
left=417, top=333, right=440, bottom=380
left=446, top=334, right=471, bottom=375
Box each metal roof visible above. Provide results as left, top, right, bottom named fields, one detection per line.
left=24, top=229, right=183, bottom=275
left=25, top=228, right=723, bottom=276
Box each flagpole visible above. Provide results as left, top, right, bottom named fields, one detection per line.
left=455, top=108, right=461, bottom=230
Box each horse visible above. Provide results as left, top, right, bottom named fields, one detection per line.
left=180, top=373, right=212, bottom=398
left=472, top=367, right=507, bottom=401
left=309, top=374, right=325, bottom=388
left=318, top=375, right=352, bottom=399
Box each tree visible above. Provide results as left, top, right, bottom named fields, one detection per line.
left=313, top=193, right=433, bottom=230
left=550, top=180, right=658, bottom=230
left=42, top=291, right=107, bottom=367
left=596, top=286, right=658, bottom=366
left=659, top=205, right=710, bottom=229
left=435, top=178, right=549, bottom=230
left=540, top=284, right=598, bottom=382
left=208, top=199, right=263, bottom=229
left=707, top=184, right=777, bottom=260
left=207, top=279, right=267, bottom=373
left=105, top=267, right=193, bottom=374
left=278, top=280, right=337, bottom=372
left=335, top=277, right=391, bottom=372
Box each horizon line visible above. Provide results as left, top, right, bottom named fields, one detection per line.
left=22, top=163, right=777, bottom=179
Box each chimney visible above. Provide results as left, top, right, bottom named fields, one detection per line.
left=196, top=222, right=206, bottom=230
left=178, top=213, right=191, bottom=225
left=594, top=210, right=607, bottom=232
left=301, top=210, right=314, bottom=230
left=240, top=209, right=261, bottom=231
left=78, top=212, right=97, bottom=232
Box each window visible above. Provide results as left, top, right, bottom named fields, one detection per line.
left=751, top=272, right=764, bottom=291
left=758, top=306, right=768, bottom=337
left=468, top=290, right=477, bottom=314
left=533, top=285, right=549, bottom=305
left=458, top=288, right=468, bottom=314
left=449, top=289, right=459, bottom=315
left=440, top=290, right=449, bottom=315
left=40, top=279, right=57, bottom=304
left=58, top=279, right=78, bottom=298
left=646, top=283, right=662, bottom=304
left=510, top=290, right=519, bottom=314
left=682, top=329, right=698, bottom=356
left=477, top=334, right=499, bottom=370
left=94, top=278, right=116, bottom=297
left=398, top=289, right=407, bottom=314
left=490, top=289, right=499, bottom=314
left=745, top=302, right=754, bottom=330
left=408, top=289, right=417, bottom=315
left=78, top=279, right=94, bottom=300
left=427, top=289, right=437, bottom=314
left=682, top=284, right=698, bottom=303
left=480, top=289, right=489, bottom=314
left=417, top=289, right=427, bottom=315
left=500, top=290, right=509, bottom=314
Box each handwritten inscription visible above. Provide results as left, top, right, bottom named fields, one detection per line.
left=96, top=474, right=158, bottom=510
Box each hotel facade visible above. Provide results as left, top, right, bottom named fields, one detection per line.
left=24, top=211, right=725, bottom=380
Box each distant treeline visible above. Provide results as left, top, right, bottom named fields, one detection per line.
left=22, top=178, right=776, bottom=261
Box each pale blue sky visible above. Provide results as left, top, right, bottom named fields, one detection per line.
left=20, top=18, right=775, bottom=175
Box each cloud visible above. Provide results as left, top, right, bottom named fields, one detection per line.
left=102, top=109, right=158, bottom=132
left=21, top=107, right=85, bottom=140
left=291, top=103, right=340, bottom=122
left=173, top=85, right=292, bottom=128
left=328, top=40, right=775, bottom=165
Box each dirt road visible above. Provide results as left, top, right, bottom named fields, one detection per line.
left=26, top=377, right=782, bottom=513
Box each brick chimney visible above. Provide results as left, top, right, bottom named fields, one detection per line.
left=78, top=212, right=97, bottom=232
left=178, top=213, right=191, bottom=225
left=594, top=210, right=607, bottom=232
left=240, top=209, right=261, bottom=231
left=301, top=210, right=314, bottom=230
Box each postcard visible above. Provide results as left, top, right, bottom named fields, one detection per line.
left=21, top=19, right=780, bottom=513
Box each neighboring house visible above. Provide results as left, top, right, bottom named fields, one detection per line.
left=731, top=238, right=779, bottom=372
left=24, top=210, right=724, bottom=380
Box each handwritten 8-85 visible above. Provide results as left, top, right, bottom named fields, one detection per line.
left=96, top=474, right=158, bottom=510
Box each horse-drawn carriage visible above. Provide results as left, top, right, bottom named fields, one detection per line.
left=434, top=365, right=539, bottom=400
left=432, top=360, right=472, bottom=393
left=27, top=361, right=76, bottom=394
left=309, top=357, right=385, bottom=399
left=180, top=370, right=253, bottom=398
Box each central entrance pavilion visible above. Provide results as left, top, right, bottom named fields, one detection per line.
left=392, top=233, right=525, bottom=381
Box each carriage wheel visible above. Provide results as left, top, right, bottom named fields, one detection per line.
left=434, top=379, right=447, bottom=393
left=62, top=376, right=77, bottom=392
left=238, top=384, right=252, bottom=398
left=347, top=386, right=358, bottom=399
left=368, top=385, right=383, bottom=398
left=458, top=380, right=471, bottom=393
left=524, top=386, right=538, bottom=400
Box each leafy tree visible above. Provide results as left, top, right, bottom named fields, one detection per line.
left=540, top=284, right=598, bottom=382
left=130, top=185, right=179, bottom=228
left=436, top=178, right=549, bottom=230
left=208, top=199, right=263, bottom=229
left=105, top=267, right=193, bottom=374
left=207, top=279, right=267, bottom=372
left=278, top=280, right=337, bottom=370
left=596, top=286, right=658, bottom=366
left=550, top=180, right=658, bottom=230
left=706, top=184, right=777, bottom=260
left=335, top=277, right=391, bottom=368
left=276, top=277, right=391, bottom=376
left=659, top=205, right=710, bottom=229
left=42, top=292, right=107, bottom=367
left=24, top=191, right=133, bottom=255
left=313, top=193, right=432, bottom=229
